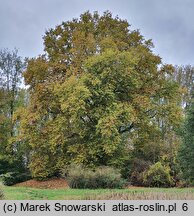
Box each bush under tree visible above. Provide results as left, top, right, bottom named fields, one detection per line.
left=64, top=164, right=126, bottom=189
left=143, top=162, right=173, bottom=187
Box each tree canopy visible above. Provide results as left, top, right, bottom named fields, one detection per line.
left=13, top=11, right=183, bottom=180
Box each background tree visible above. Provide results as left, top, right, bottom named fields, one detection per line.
left=173, top=65, right=194, bottom=108
left=0, top=48, right=26, bottom=174
left=179, top=101, right=194, bottom=185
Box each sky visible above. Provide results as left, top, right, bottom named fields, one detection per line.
left=0, top=0, right=193, bottom=65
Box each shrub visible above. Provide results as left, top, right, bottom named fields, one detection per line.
left=129, top=158, right=152, bottom=186
left=0, top=155, right=26, bottom=174
left=64, top=164, right=126, bottom=189
left=94, top=166, right=127, bottom=189
left=0, top=172, right=31, bottom=186
left=143, top=162, right=173, bottom=187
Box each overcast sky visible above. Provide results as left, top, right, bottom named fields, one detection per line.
left=0, top=0, right=193, bottom=65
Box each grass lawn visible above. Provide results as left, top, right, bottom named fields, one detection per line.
left=2, top=186, right=194, bottom=200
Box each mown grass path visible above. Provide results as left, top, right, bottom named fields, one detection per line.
left=2, top=186, right=194, bottom=200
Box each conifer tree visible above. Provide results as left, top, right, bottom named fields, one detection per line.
left=179, top=102, right=194, bottom=184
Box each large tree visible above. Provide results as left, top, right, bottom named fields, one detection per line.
left=17, top=11, right=182, bottom=179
